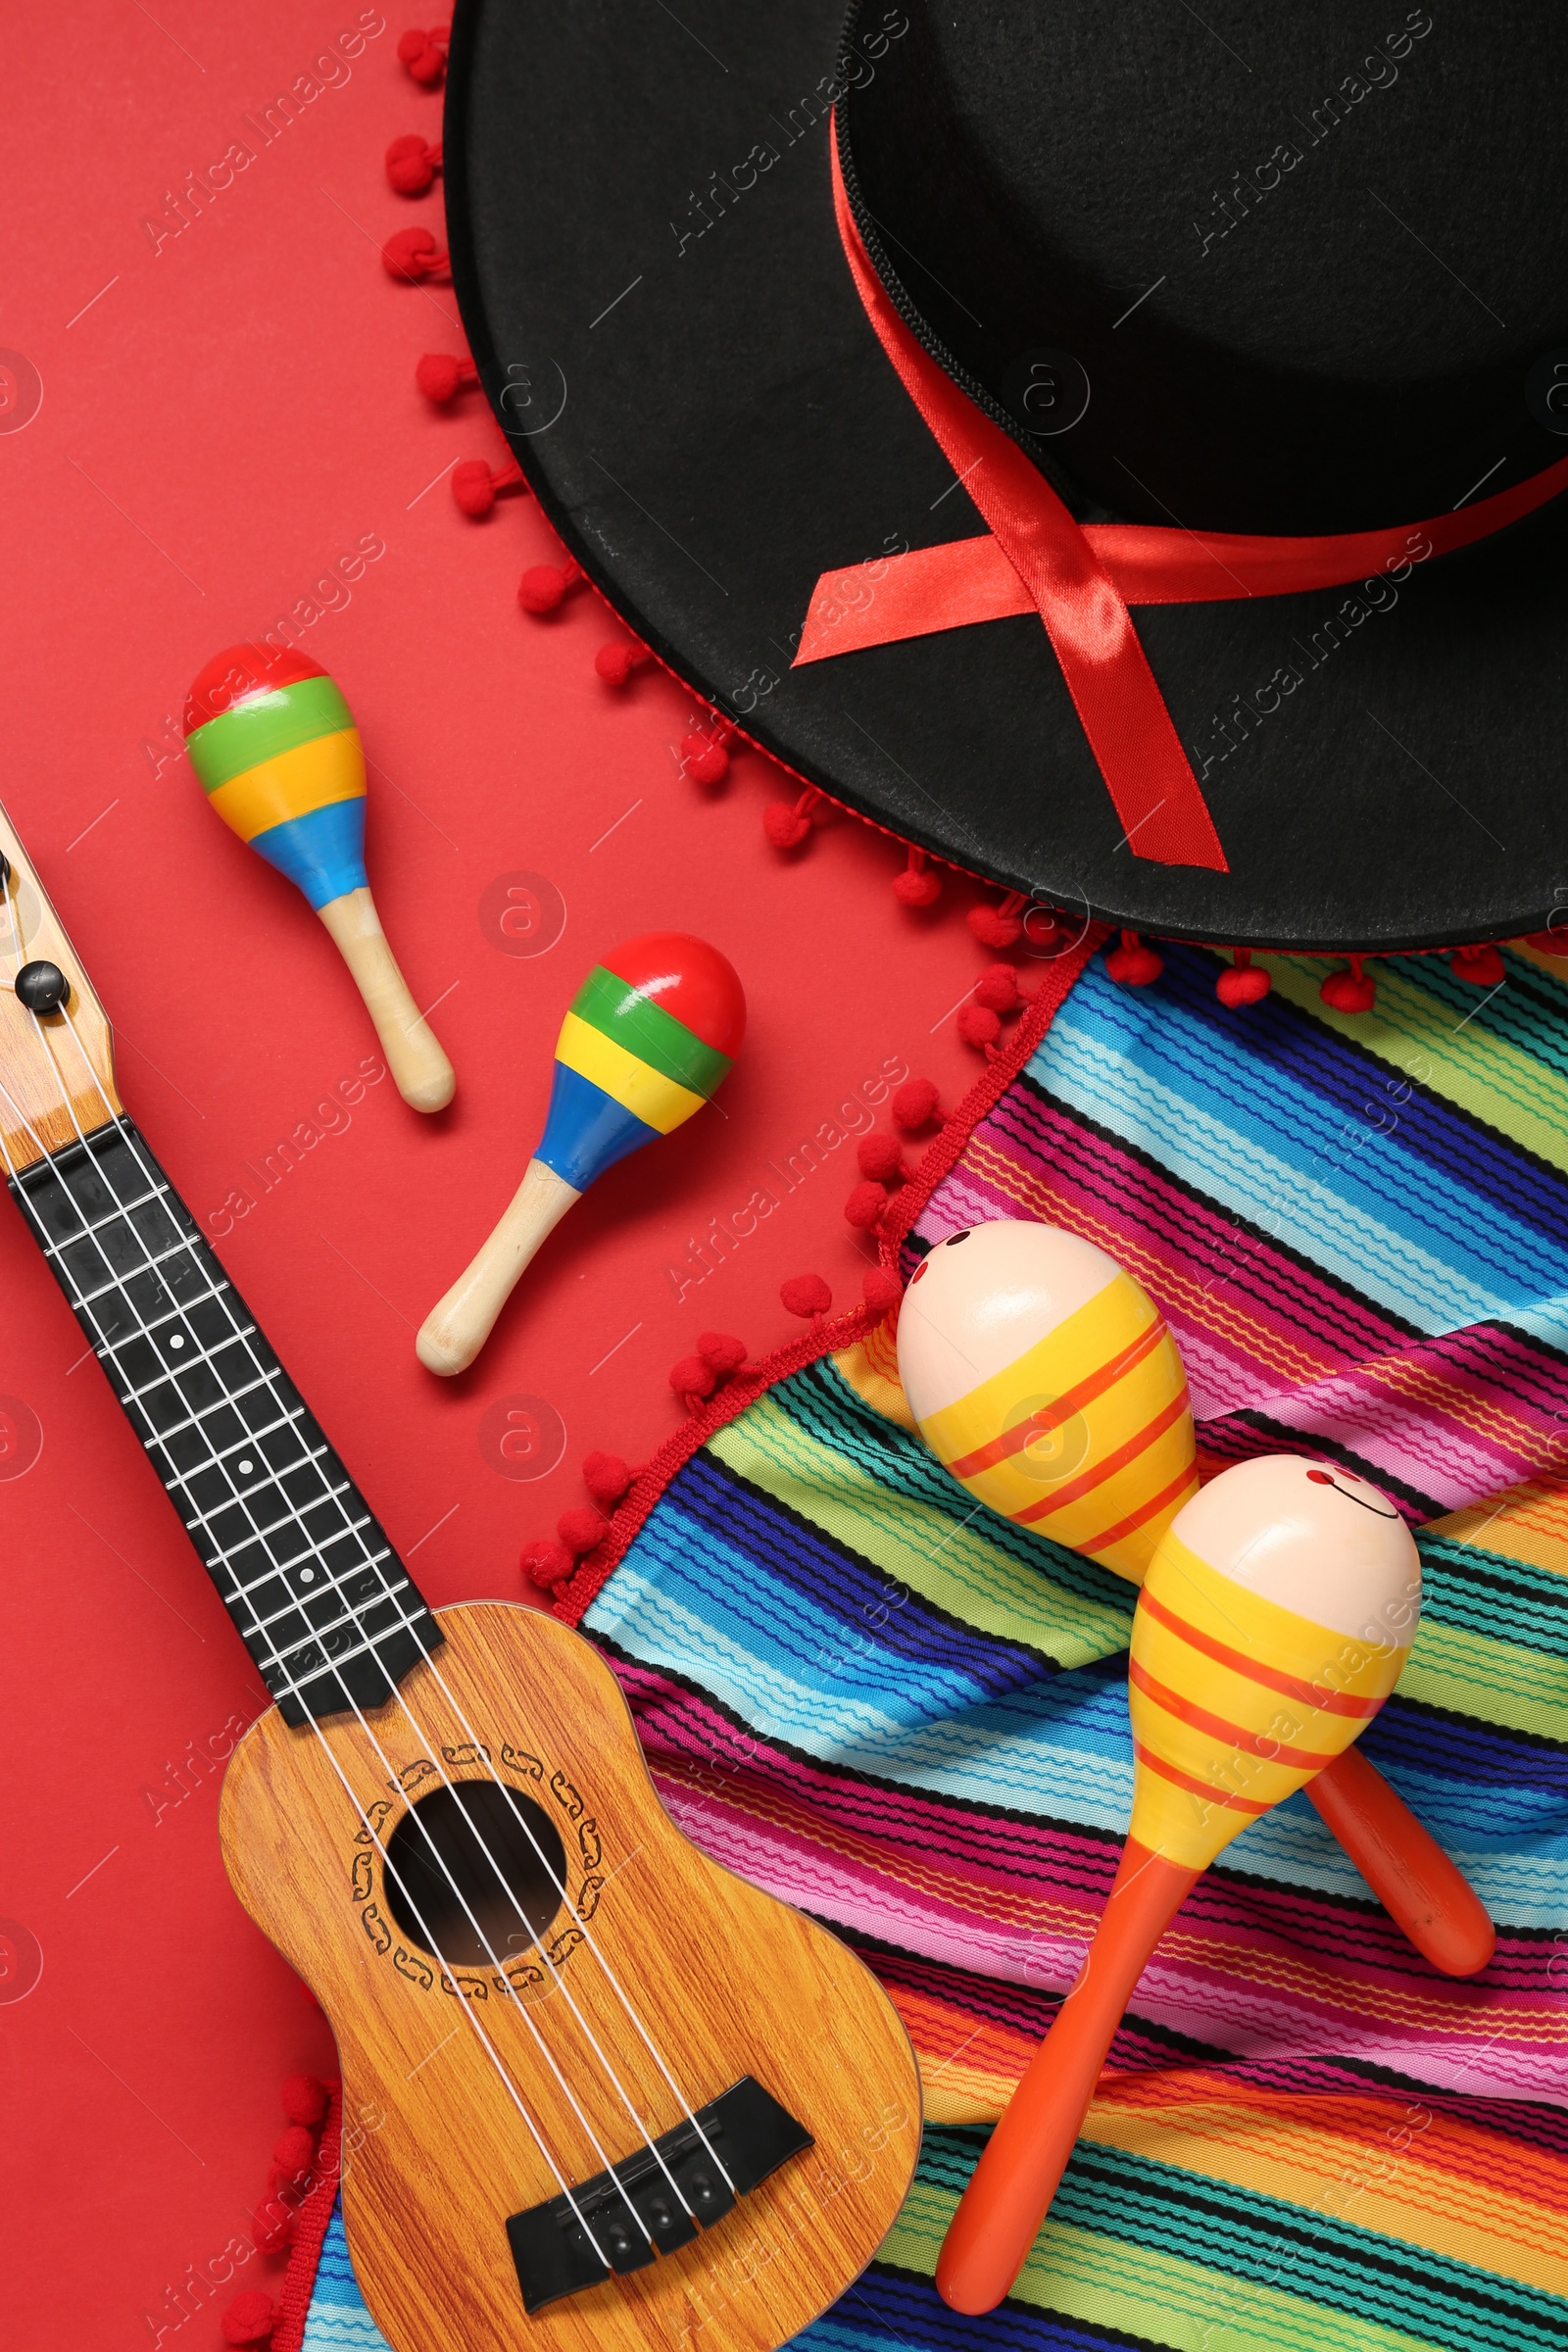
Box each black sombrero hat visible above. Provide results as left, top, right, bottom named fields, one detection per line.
left=444, top=0, right=1568, bottom=956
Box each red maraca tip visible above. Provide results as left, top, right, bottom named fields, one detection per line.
left=600, top=932, right=746, bottom=1058
left=184, top=642, right=329, bottom=736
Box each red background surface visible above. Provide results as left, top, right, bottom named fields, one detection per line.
left=0, top=10, right=1012, bottom=2344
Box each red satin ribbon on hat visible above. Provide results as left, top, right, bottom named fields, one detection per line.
left=804, top=116, right=1568, bottom=870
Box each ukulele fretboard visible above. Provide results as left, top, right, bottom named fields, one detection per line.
left=10, top=1117, right=441, bottom=1724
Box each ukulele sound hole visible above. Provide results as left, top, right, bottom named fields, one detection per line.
left=383, top=1782, right=567, bottom=1969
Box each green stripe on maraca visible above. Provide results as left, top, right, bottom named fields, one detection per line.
left=186, top=673, right=355, bottom=795
left=569, top=963, right=732, bottom=1098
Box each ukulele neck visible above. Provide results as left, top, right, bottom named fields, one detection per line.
left=10, top=1113, right=441, bottom=1725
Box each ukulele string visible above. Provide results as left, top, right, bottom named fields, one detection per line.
left=0, top=1078, right=631, bottom=2272
left=25, top=949, right=737, bottom=2199
left=0, top=910, right=720, bottom=2233
left=0, top=959, right=627, bottom=2262
left=0, top=1074, right=631, bottom=2266
left=39, top=1008, right=722, bottom=2230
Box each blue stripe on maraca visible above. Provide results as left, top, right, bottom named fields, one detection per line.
left=247, top=798, right=368, bottom=911
left=537, top=1060, right=661, bottom=1193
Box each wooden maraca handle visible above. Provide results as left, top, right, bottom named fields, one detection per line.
left=416, top=1156, right=580, bottom=1375
left=1308, top=1744, right=1494, bottom=1977
left=318, top=887, right=455, bottom=1113
left=936, top=1839, right=1199, bottom=2315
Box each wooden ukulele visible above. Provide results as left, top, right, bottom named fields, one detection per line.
left=0, top=805, right=920, bottom=2352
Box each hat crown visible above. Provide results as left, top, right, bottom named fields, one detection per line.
left=842, top=0, right=1568, bottom=532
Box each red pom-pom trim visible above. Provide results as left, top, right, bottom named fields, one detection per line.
left=968, top=892, right=1026, bottom=949
left=270, top=2124, right=314, bottom=2185
left=682, top=726, right=733, bottom=787
left=1215, top=948, right=1272, bottom=1007
left=415, top=351, right=478, bottom=404
left=279, top=2074, right=329, bottom=2128
left=582, top=1450, right=633, bottom=1506
left=862, top=1267, right=903, bottom=1316
left=452, top=456, right=527, bottom=516
left=892, top=847, right=942, bottom=907
left=221, top=2289, right=277, bottom=2347
left=973, top=963, right=1021, bottom=1013
left=957, top=1004, right=1002, bottom=1051
left=669, top=1353, right=717, bottom=1402
left=382, top=226, right=449, bottom=282
left=517, top=559, right=583, bottom=613
left=1320, top=956, right=1377, bottom=1014
left=780, top=1274, right=832, bottom=1321
left=1524, top=927, right=1568, bottom=957
left=251, top=2199, right=294, bottom=2256
left=386, top=132, right=442, bottom=193
left=557, top=1506, right=609, bottom=1557
left=398, top=24, right=450, bottom=83
left=697, top=1332, right=748, bottom=1376
left=891, top=1076, right=941, bottom=1131
left=1450, top=944, right=1505, bottom=987
left=1104, top=930, right=1164, bottom=987
left=857, top=1133, right=906, bottom=1183
left=844, top=1179, right=888, bottom=1231
left=595, top=640, right=651, bottom=686
left=520, top=1539, right=572, bottom=1589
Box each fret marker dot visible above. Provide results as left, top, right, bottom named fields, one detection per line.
left=238, top=1459, right=255, bottom=1475
left=300, top=1568, right=315, bottom=1584
left=169, top=1334, right=185, bottom=1349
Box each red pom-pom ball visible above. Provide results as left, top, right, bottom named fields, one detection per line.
left=595, top=642, right=641, bottom=685
left=250, top=2200, right=294, bottom=2256
left=669, top=1354, right=716, bottom=1400
left=957, top=1004, right=1002, bottom=1050
left=1451, top=944, right=1505, bottom=987
left=891, top=1077, right=941, bottom=1131
left=382, top=226, right=448, bottom=282
left=280, top=2074, right=328, bottom=2128
left=221, top=2289, right=277, bottom=2347
left=557, top=1507, right=609, bottom=1557
left=973, top=963, right=1021, bottom=1013
left=582, top=1451, right=632, bottom=1506
left=844, top=1180, right=887, bottom=1231
left=517, top=564, right=572, bottom=613
left=386, top=133, right=440, bottom=193
left=1320, top=965, right=1377, bottom=1014
left=857, top=1133, right=905, bottom=1182
left=1105, top=935, right=1164, bottom=987
left=969, top=903, right=1023, bottom=949
left=780, top=1274, right=831, bottom=1320
left=862, top=1267, right=904, bottom=1315
left=893, top=860, right=942, bottom=908
left=1216, top=960, right=1272, bottom=1008
left=684, top=734, right=731, bottom=786
left=520, top=1539, right=572, bottom=1589
left=763, top=801, right=811, bottom=849
left=698, top=1332, right=748, bottom=1376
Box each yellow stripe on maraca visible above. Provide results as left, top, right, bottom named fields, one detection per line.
left=205, top=728, right=365, bottom=845
left=1128, top=1532, right=1409, bottom=1871
left=918, top=1271, right=1196, bottom=1580
left=554, top=1009, right=706, bottom=1135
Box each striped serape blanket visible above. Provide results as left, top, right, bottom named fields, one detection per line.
left=296, top=940, right=1568, bottom=2352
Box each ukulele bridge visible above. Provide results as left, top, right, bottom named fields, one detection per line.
left=506, top=2075, right=812, bottom=2313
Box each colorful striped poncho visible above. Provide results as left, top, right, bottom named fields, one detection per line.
left=297, top=941, right=1568, bottom=2352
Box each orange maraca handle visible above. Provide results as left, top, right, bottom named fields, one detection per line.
left=1308, top=1744, right=1494, bottom=1977
left=936, top=1841, right=1199, bottom=2315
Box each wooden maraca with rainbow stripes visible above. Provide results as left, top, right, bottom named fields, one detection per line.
left=417, top=933, right=744, bottom=1374
left=935, top=1453, right=1422, bottom=2314
left=898, top=1219, right=1494, bottom=1978
left=184, top=646, right=455, bottom=1111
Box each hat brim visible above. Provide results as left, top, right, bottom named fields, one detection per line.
left=445, top=0, right=1568, bottom=952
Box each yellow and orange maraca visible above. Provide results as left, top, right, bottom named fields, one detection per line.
left=935, top=1449, right=1425, bottom=2311
left=184, top=646, right=454, bottom=1111
left=896, top=1221, right=1494, bottom=2304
